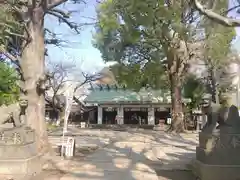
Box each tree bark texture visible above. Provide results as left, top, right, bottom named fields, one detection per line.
left=169, top=73, right=185, bottom=133
left=21, top=8, right=49, bottom=153
left=165, top=38, right=189, bottom=133
left=209, top=68, right=219, bottom=104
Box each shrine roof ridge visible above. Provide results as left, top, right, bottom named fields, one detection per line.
left=90, top=84, right=127, bottom=91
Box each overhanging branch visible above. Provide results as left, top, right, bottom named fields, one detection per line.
left=47, top=11, right=80, bottom=33
left=50, top=8, right=71, bottom=18
left=193, top=0, right=240, bottom=26
left=47, top=0, right=68, bottom=10
left=47, top=0, right=86, bottom=10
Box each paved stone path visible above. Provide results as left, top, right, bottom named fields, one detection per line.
left=43, top=128, right=198, bottom=180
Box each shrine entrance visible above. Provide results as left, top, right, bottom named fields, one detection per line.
left=124, top=107, right=148, bottom=124
left=88, top=108, right=98, bottom=124
left=155, top=108, right=170, bottom=125
left=102, top=107, right=117, bottom=124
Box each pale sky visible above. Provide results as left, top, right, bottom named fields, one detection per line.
left=44, top=0, right=114, bottom=74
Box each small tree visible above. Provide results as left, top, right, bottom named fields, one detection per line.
left=45, top=60, right=103, bottom=124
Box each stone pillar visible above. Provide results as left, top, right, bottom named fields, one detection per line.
left=97, top=106, right=102, bottom=124
left=117, top=106, right=124, bottom=124
left=148, top=107, right=155, bottom=125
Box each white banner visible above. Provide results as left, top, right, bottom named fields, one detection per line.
left=65, top=137, right=75, bottom=157
left=61, top=80, right=76, bottom=158
left=63, top=82, right=75, bottom=133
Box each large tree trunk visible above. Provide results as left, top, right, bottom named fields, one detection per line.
left=168, top=74, right=185, bottom=133
left=166, top=42, right=186, bottom=133
left=21, top=9, right=49, bottom=154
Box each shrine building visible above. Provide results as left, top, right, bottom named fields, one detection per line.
left=84, top=84, right=174, bottom=125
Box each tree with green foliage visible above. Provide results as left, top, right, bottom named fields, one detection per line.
left=94, top=0, right=234, bottom=132
left=94, top=0, right=208, bottom=132
left=200, top=1, right=235, bottom=103
left=183, top=75, right=205, bottom=110
left=0, top=62, right=19, bottom=105
left=110, top=61, right=169, bottom=91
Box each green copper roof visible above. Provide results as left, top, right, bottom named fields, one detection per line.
left=84, top=85, right=173, bottom=103
left=84, top=89, right=141, bottom=103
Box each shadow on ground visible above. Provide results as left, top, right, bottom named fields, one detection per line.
left=41, top=129, right=198, bottom=180
left=156, top=169, right=195, bottom=180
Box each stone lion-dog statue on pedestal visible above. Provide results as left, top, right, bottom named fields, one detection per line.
left=0, top=97, right=28, bottom=127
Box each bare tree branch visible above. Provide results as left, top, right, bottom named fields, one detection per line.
left=193, top=0, right=240, bottom=26
left=45, top=60, right=102, bottom=113
left=47, top=0, right=86, bottom=10
left=47, top=11, right=81, bottom=33
left=49, top=8, right=71, bottom=18
left=45, top=61, right=73, bottom=110
left=225, top=4, right=240, bottom=14
left=47, top=0, right=68, bottom=10
left=74, top=72, right=102, bottom=92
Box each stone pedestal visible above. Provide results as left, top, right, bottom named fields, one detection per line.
left=192, top=160, right=240, bottom=180
left=193, top=131, right=240, bottom=180
left=0, top=126, right=41, bottom=179
left=192, top=105, right=240, bottom=180
left=153, top=120, right=165, bottom=131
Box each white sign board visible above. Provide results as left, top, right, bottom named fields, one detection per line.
left=65, top=137, right=75, bottom=157
left=80, top=122, right=86, bottom=128
left=167, top=118, right=172, bottom=125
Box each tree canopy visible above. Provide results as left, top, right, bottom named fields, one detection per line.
left=93, top=0, right=235, bottom=131
left=110, top=61, right=168, bottom=91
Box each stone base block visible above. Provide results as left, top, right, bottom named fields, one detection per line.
left=196, top=146, right=240, bottom=165
left=191, top=160, right=240, bottom=180
left=0, top=154, right=42, bottom=180
left=0, top=142, right=37, bottom=159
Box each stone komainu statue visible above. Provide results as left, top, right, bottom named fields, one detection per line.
left=204, top=100, right=240, bottom=131
left=0, top=97, right=28, bottom=127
